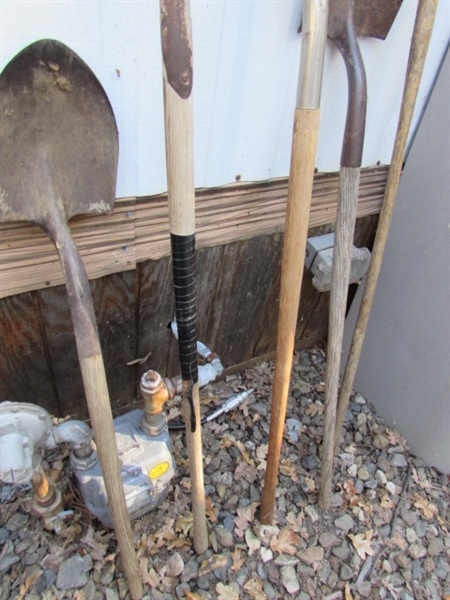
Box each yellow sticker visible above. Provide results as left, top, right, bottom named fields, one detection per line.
left=149, top=462, right=169, bottom=479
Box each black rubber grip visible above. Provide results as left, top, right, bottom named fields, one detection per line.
left=170, top=233, right=198, bottom=384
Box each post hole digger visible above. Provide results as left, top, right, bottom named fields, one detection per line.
left=0, top=41, right=142, bottom=599
left=318, top=0, right=403, bottom=511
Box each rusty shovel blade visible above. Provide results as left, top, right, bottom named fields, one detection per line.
left=0, top=39, right=118, bottom=227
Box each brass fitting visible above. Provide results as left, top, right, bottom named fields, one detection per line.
left=31, top=466, right=63, bottom=520
left=140, top=370, right=176, bottom=436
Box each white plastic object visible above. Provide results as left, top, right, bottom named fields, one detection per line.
left=305, top=233, right=371, bottom=292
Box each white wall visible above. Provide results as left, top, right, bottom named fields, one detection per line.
left=1, top=1, right=449, bottom=198
left=343, top=48, right=450, bottom=474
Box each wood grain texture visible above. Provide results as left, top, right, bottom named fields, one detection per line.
left=335, top=0, right=439, bottom=450
left=319, top=166, right=360, bottom=511
left=261, top=108, right=321, bottom=524
left=1, top=167, right=388, bottom=298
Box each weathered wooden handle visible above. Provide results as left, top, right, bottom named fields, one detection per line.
left=319, top=166, right=360, bottom=511
left=260, top=107, right=321, bottom=524
left=334, top=0, right=439, bottom=450
left=55, top=221, right=142, bottom=600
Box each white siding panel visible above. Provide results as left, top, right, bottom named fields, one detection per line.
left=1, top=1, right=449, bottom=198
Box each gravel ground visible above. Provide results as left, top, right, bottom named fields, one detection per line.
left=0, top=345, right=449, bottom=600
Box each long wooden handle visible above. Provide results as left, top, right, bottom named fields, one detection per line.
left=319, top=166, right=360, bottom=510
left=260, top=107, right=321, bottom=524
left=53, top=218, right=142, bottom=600
left=160, top=0, right=208, bottom=554
left=334, top=0, right=439, bottom=449
left=318, top=0, right=368, bottom=511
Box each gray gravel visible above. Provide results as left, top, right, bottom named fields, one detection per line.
left=0, top=346, right=449, bottom=600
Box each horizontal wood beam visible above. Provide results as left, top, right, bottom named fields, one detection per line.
left=0, top=166, right=388, bottom=298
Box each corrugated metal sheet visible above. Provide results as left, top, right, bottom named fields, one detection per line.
left=1, top=1, right=449, bottom=198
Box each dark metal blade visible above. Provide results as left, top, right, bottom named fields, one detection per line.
left=0, top=39, right=118, bottom=226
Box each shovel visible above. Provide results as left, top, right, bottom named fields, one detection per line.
left=0, top=41, right=142, bottom=599
left=318, top=0, right=403, bottom=511
left=334, top=0, right=438, bottom=450
left=159, top=0, right=208, bottom=554
left=260, top=0, right=329, bottom=525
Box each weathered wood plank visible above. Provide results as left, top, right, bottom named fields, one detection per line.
left=0, top=167, right=388, bottom=298
left=0, top=292, right=60, bottom=414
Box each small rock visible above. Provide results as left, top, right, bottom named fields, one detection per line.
left=280, top=565, right=300, bottom=594
left=358, top=466, right=370, bottom=481
left=319, top=531, right=339, bottom=549
left=318, top=559, right=331, bottom=584
left=83, top=580, right=97, bottom=600
left=427, top=537, right=444, bottom=556
left=181, top=558, right=198, bottom=583
left=406, top=527, right=418, bottom=543
left=408, top=543, right=427, bottom=560
left=56, top=554, right=93, bottom=590
left=234, top=568, right=249, bottom=586
left=216, top=483, right=226, bottom=498
left=340, top=563, right=354, bottom=581
left=274, top=554, right=298, bottom=567
left=251, top=402, right=268, bottom=416
left=0, top=528, right=10, bottom=544
left=215, top=526, right=234, bottom=548
left=330, top=493, right=344, bottom=508
left=364, top=479, right=378, bottom=490
left=297, top=545, right=324, bottom=565
left=304, top=504, right=320, bottom=523
left=301, top=455, right=320, bottom=470
left=263, top=580, right=276, bottom=600
left=334, top=514, right=355, bottom=532
left=373, top=434, right=390, bottom=449
left=197, top=575, right=210, bottom=590
left=394, top=553, right=410, bottom=569
left=100, top=563, right=115, bottom=586
left=411, top=559, right=422, bottom=580
left=0, top=554, right=20, bottom=575
left=176, top=583, right=190, bottom=599
left=332, top=544, right=351, bottom=561
left=375, top=470, right=388, bottom=485
left=357, top=581, right=372, bottom=597
left=5, top=512, right=28, bottom=532
left=391, top=453, right=408, bottom=468
left=105, top=589, right=119, bottom=600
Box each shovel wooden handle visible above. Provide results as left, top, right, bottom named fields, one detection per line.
left=260, top=107, right=321, bottom=524
left=334, top=0, right=439, bottom=449
left=51, top=218, right=142, bottom=600
left=160, top=0, right=208, bottom=555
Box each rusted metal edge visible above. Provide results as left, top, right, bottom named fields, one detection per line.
left=160, top=0, right=193, bottom=99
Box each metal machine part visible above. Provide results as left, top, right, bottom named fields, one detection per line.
left=0, top=402, right=53, bottom=484
left=74, top=409, right=175, bottom=528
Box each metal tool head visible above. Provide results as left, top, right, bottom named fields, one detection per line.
left=328, top=0, right=403, bottom=41
left=0, top=39, right=118, bottom=226
left=300, top=0, right=403, bottom=41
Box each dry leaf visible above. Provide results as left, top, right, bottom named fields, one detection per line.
left=270, top=527, right=300, bottom=555
left=176, top=512, right=194, bottom=536
left=348, top=529, right=375, bottom=560
left=184, top=592, right=205, bottom=600
left=286, top=510, right=304, bottom=530
left=199, top=554, right=228, bottom=577
left=234, top=502, right=260, bottom=538
left=221, top=434, right=254, bottom=465
left=305, top=476, right=316, bottom=492
left=80, top=526, right=108, bottom=562
left=260, top=546, right=273, bottom=563
left=18, top=572, right=40, bottom=600
left=167, top=552, right=184, bottom=578
left=126, top=350, right=152, bottom=366
left=413, top=493, right=437, bottom=520
left=305, top=402, right=324, bottom=416
left=139, top=558, right=160, bottom=588
left=216, top=583, right=239, bottom=600
left=230, top=547, right=245, bottom=572
left=256, top=443, right=268, bottom=460
left=74, top=591, right=86, bottom=600
left=345, top=581, right=353, bottom=600
left=234, top=461, right=257, bottom=483
left=343, top=479, right=360, bottom=507
left=253, top=523, right=279, bottom=545
left=245, top=528, right=261, bottom=555
left=166, top=536, right=192, bottom=550
left=205, top=497, right=219, bottom=523
left=243, top=574, right=266, bottom=600
left=380, top=494, right=395, bottom=509
left=279, top=458, right=298, bottom=481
